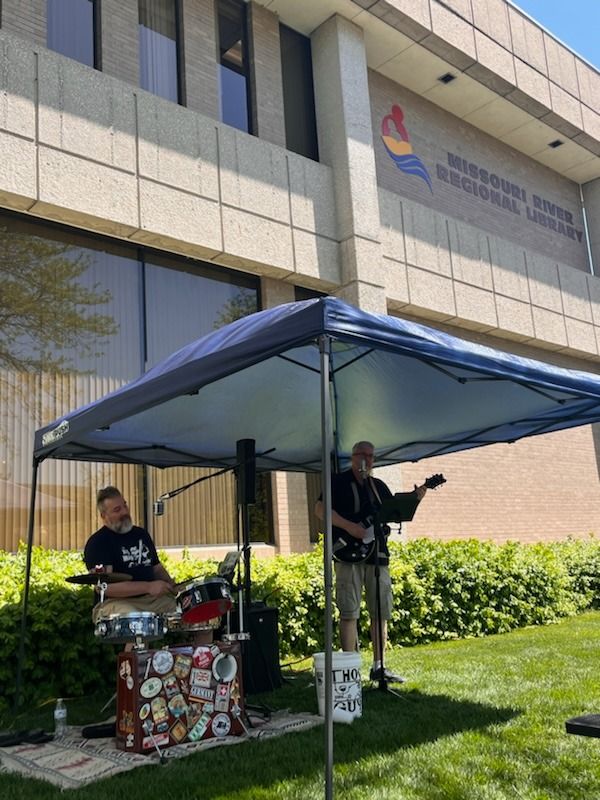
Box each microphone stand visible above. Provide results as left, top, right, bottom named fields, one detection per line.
left=371, top=514, right=404, bottom=699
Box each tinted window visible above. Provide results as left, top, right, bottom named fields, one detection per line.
left=139, top=0, right=180, bottom=103
left=280, top=25, right=319, bottom=161
left=217, top=0, right=251, bottom=133
left=47, top=0, right=96, bottom=67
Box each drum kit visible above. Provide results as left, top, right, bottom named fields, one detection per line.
left=66, top=571, right=247, bottom=648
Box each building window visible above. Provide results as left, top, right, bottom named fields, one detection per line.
left=139, top=0, right=181, bottom=103
left=280, top=25, right=319, bottom=161
left=0, top=209, right=272, bottom=552
left=47, top=0, right=97, bottom=68
left=217, top=0, right=251, bottom=133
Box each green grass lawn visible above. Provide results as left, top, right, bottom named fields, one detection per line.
left=2, top=611, right=600, bottom=799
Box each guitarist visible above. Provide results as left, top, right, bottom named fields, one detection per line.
left=315, top=441, right=427, bottom=683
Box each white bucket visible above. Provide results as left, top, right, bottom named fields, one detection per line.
left=313, top=651, right=362, bottom=723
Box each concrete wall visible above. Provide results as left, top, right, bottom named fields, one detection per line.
left=371, top=71, right=589, bottom=271
left=0, top=29, right=339, bottom=288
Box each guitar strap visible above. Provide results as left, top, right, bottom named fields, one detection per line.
left=350, top=476, right=383, bottom=514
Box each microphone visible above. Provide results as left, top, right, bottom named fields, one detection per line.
left=152, top=492, right=172, bottom=516
left=152, top=500, right=164, bottom=516
left=359, top=458, right=368, bottom=478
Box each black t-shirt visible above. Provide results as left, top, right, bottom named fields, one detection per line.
left=329, top=470, right=393, bottom=565
left=84, top=525, right=159, bottom=583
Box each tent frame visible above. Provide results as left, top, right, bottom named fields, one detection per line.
left=17, top=295, right=600, bottom=798
left=16, top=333, right=341, bottom=800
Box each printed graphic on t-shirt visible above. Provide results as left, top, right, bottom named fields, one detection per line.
left=121, top=541, right=152, bottom=568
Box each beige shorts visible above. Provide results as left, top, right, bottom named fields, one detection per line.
left=334, top=561, right=393, bottom=620
left=92, top=593, right=177, bottom=623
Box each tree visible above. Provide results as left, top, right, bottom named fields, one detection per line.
left=213, top=288, right=258, bottom=330
left=0, top=228, right=118, bottom=375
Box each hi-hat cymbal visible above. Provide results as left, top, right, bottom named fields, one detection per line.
left=66, top=572, right=133, bottom=585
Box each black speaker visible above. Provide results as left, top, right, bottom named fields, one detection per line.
left=233, top=604, right=282, bottom=695
left=236, top=438, right=256, bottom=505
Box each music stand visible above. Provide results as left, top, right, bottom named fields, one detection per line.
left=371, top=491, right=421, bottom=696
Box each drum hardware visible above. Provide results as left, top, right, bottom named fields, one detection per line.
left=66, top=572, right=133, bottom=584
left=222, top=631, right=251, bottom=642
left=67, top=572, right=132, bottom=605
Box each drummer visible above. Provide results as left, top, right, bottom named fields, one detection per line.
left=84, top=486, right=178, bottom=623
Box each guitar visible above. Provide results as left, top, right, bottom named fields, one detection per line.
left=332, top=473, right=446, bottom=564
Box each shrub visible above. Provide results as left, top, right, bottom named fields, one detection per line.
left=2, top=536, right=600, bottom=711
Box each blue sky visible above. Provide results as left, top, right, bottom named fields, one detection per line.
left=510, top=1, right=599, bottom=68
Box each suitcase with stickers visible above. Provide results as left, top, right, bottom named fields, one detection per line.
left=116, top=641, right=245, bottom=753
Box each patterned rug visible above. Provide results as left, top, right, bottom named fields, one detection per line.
left=0, top=711, right=322, bottom=790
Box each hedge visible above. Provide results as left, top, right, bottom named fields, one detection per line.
left=1, top=536, right=600, bottom=712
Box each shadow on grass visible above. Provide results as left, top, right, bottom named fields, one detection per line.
left=101, top=672, right=520, bottom=799
left=0, top=670, right=520, bottom=798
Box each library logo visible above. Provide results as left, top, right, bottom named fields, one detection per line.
left=381, top=104, right=433, bottom=193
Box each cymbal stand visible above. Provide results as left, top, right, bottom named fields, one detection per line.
left=98, top=580, right=108, bottom=605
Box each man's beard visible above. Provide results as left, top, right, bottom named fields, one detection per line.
left=107, top=517, right=133, bottom=534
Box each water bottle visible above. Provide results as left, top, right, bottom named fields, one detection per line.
left=54, top=698, right=67, bottom=737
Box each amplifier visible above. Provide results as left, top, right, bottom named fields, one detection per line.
left=230, top=604, right=282, bottom=695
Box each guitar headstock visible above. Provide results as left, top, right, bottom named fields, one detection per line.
left=424, top=473, right=446, bottom=490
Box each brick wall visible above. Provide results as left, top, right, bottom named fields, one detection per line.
left=396, top=424, right=600, bottom=542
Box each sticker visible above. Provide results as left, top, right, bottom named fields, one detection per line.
left=151, top=695, right=169, bottom=725
left=168, top=693, right=188, bottom=718
left=152, top=650, right=174, bottom=675
left=163, top=673, right=180, bottom=698
left=140, top=677, right=163, bottom=699
left=142, top=732, right=169, bottom=750
left=171, top=720, right=187, bottom=743
left=126, top=677, right=134, bottom=690
left=211, top=713, right=231, bottom=737
left=214, top=683, right=230, bottom=712
left=174, top=654, right=192, bottom=679
left=119, top=661, right=132, bottom=681
left=190, top=667, right=212, bottom=688
left=189, top=685, right=215, bottom=703
left=139, top=703, right=151, bottom=721
left=192, top=646, right=214, bottom=670
left=126, top=732, right=134, bottom=748
left=119, top=710, right=134, bottom=734
left=188, top=712, right=211, bottom=741
left=156, top=721, right=169, bottom=734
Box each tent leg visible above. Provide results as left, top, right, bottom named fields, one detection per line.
left=320, top=335, right=334, bottom=800
left=14, top=457, right=41, bottom=713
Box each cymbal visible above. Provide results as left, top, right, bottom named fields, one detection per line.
left=66, top=572, right=133, bottom=585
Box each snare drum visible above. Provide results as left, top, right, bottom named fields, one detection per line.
left=177, top=577, right=232, bottom=625
left=94, top=612, right=167, bottom=643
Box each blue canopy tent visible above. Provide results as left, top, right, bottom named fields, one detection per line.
left=21, top=296, right=600, bottom=797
